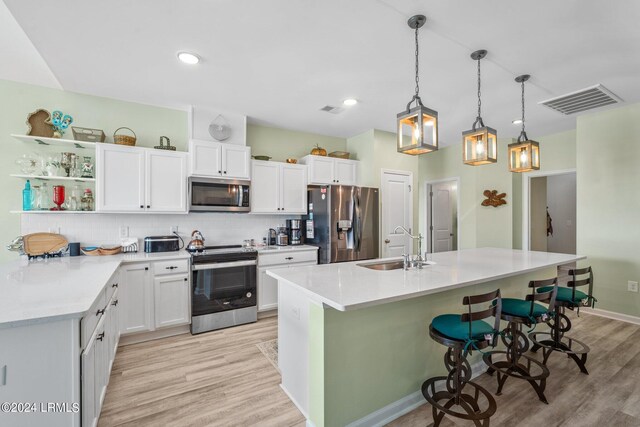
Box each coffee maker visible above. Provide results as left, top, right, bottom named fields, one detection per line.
left=286, top=219, right=303, bottom=245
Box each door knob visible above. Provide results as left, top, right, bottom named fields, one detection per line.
left=384, top=239, right=390, bottom=244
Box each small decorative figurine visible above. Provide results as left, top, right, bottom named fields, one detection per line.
left=26, top=109, right=55, bottom=137
left=50, top=110, right=73, bottom=138
left=481, top=190, right=507, bottom=207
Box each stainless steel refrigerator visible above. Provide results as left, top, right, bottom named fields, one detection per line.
left=305, top=185, right=379, bottom=264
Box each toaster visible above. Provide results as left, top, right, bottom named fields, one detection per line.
left=144, top=236, right=180, bottom=253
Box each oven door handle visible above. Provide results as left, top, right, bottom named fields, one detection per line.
left=192, top=260, right=257, bottom=271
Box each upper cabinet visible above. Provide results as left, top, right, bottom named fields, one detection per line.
left=189, top=140, right=251, bottom=180
left=250, top=160, right=307, bottom=214
left=299, top=155, right=358, bottom=186
left=96, top=144, right=187, bottom=213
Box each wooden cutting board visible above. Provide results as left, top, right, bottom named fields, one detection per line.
left=23, top=233, right=68, bottom=256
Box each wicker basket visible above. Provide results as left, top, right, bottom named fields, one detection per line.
left=113, top=127, right=137, bottom=146
left=328, top=151, right=350, bottom=159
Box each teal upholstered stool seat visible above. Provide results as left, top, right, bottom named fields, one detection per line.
left=499, top=298, right=549, bottom=318
left=537, top=286, right=587, bottom=304
left=423, top=290, right=501, bottom=426
left=431, top=314, right=495, bottom=341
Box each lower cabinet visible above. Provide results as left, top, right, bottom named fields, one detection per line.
left=154, top=275, right=190, bottom=328
left=257, top=249, right=318, bottom=311
left=81, top=288, right=119, bottom=427
left=120, top=259, right=190, bottom=335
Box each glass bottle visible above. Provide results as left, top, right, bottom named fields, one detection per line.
left=39, top=182, right=50, bottom=210
left=81, top=189, right=94, bottom=211
left=81, top=156, right=94, bottom=178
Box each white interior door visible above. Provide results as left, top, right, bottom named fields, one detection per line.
left=430, top=181, right=455, bottom=253
left=381, top=170, right=412, bottom=258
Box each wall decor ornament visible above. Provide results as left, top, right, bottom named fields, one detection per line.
left=50, top=110, right=74, bottom=138
left=481, top=190, right=507, bottom=207
left=25, top=108, right=55, bottom=137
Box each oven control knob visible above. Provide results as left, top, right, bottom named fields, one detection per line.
left=246, top=292, right=252, bottom=298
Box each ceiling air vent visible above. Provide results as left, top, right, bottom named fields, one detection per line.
left=539, top=84, right=621, bottom=115
left=320, top=105, right=344, bottom=115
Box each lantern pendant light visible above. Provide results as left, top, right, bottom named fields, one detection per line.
left=397, top=15, right=438, bottom=155
left=462, top=50, right=497, bottom=165
left=508, top=75, right=540, bottom=172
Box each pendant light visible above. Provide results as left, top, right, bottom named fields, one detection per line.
left=508, top=75, right=540, bottom=172
left=397, top=15, right=438, bottom=155
left=462, top=50, right=497, bottom=165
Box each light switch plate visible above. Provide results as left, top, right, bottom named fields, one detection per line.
left=628, top=281, right=638, bottom=293
left=119, top=226, right=129, bottom=238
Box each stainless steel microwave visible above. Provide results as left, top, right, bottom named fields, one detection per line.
left=188, top=177, right=250, bottom=212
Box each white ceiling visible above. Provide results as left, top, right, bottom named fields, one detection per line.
left=4, top=0, right=640, bottom=145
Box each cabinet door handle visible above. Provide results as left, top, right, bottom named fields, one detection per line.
left=285, top=257, right=294, bottom=260
left=112, top=283, right=118, bottom=288
left=112, top=299, right=118, bottom=306
left=1, top=365, right=6, bottom=387
left=96, top=332, right=105, bottom=341
left=145, top=267, right=149, bottom=271
left=147, top=205, right=151, bottom=209
left=218, top=170, right=222, bottom=174
left=96, top=308, right=105, bottom=316
left=140, top=205, right=144, bottom=209
left=224, top=171, right=227, bottom=174
left=184, top=278, right=188, bottom=282
left=166, top=266, right=178, bottom=270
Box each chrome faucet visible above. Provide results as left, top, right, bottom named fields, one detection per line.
left=394, top=225, right=424, bottom=269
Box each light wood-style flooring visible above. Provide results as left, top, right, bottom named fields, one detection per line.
left=390, top=312, right=640, bottom=427
left=98, top=316, right=305, bottom=427
left=100, top=313, right=640, bottom=427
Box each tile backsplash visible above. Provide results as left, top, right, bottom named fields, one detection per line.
left=21, top=213, right=299, bottom=248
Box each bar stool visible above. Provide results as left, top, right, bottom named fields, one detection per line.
left=483, top=278, right=558, bottom=404
left=529, top=267, right=595, bottom=374
left=422, top=289, right=502, bottom=427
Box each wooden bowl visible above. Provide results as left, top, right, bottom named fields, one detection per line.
left=285, top=158, right=297, bottom=164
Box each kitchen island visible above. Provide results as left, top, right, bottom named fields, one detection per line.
left=266, top=248, right=585, bottom=427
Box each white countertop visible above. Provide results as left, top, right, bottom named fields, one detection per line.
left=0, top=251, right=190, bottom=328
left=266, top=248, right=585, bottom=311
left=256, top=245, right=318, bottom=253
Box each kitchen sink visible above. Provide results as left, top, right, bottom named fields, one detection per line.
left=358, top=260, right=406, bottom=271
left=358, top=260, right=435, bottom=271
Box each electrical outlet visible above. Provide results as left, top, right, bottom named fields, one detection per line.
left=119, top=226, right=129, bottom=238
left=628, top=281, right=638, bottom=293
left=48, top=227, right=61, bottom=234
left=291, top=306, right=300, bottom=320
left=170, top=226, right=178, bottom=234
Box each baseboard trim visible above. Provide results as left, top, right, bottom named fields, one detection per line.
left=280, top=383, right=310, bottom=420
left=118, top=324, right=190, bottom=346
left=258, top=309, right=278, bottom=319
left=581, top=307, right=640, bottom=326
left=344, top=359, right=487, bottom=427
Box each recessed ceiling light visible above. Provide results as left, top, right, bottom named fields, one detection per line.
left=177, top=52, right=200, bottom=65
left=343, top=98, right=358, bottom=106
left=512, top=119, right=523, bottom=125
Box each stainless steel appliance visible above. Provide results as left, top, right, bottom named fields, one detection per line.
left=189, top=245, right=257, bottom=334
left=187, top=230, right=206, bottom=252
left=144, top=235, right=180, bottom=253
left=286, top=219, right=303, bottom=245
left=276, top=227, right=288, bottom=246
left=305, top=185, right=379, bottom=264
left=189, top=177, right=250, bottom=212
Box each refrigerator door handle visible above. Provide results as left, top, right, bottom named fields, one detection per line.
left=354, top=192, right=362, bottom=252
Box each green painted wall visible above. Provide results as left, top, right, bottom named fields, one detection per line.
left=512, top=129, right=576, bottom=249
left=346, top=130, right=420, bottom=252
left=577, top=103, right=640, bottom=317
left=310, top=267, right=556, bottom=426
left=0, top=79, right=188, bottom=262
left=417, top=139, right=513, bottom=250
left=246, top=124, right=346, bottom=162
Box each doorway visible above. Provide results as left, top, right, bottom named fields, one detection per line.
left=380, top=169, right=413, bottom=258
left=426, top=178, right=459, bottom=253
left=526, top=170, right=577, bottom=284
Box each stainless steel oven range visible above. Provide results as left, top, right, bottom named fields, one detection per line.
left=189, top=245, right=257, bottom=334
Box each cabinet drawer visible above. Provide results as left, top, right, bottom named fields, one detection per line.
left=258, top=250, right=318, bottom=266
left=82, top=290, right=107, bottom=349
left=153, top=259, right=189, bottom=276
left=105, top=271, right=120, bottom=302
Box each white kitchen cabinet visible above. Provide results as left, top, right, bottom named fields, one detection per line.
left=120, top=263, right=154, bottom=334
left=81, top=319, right=99, bottom=427
left=96, top=144, right=145, bottom=212
left=250, top=160, right=307, bottom=214
left=154, top=275, right=190, bottom=329
left=189, top=139, right=251, bottom=179
left=299, top=155, right=358, bottom=185
left=257, top=248, right=318, bottom=311
left=96, top=144, right=187, bottom=213
left=146, top=150, right=187, bottom=212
